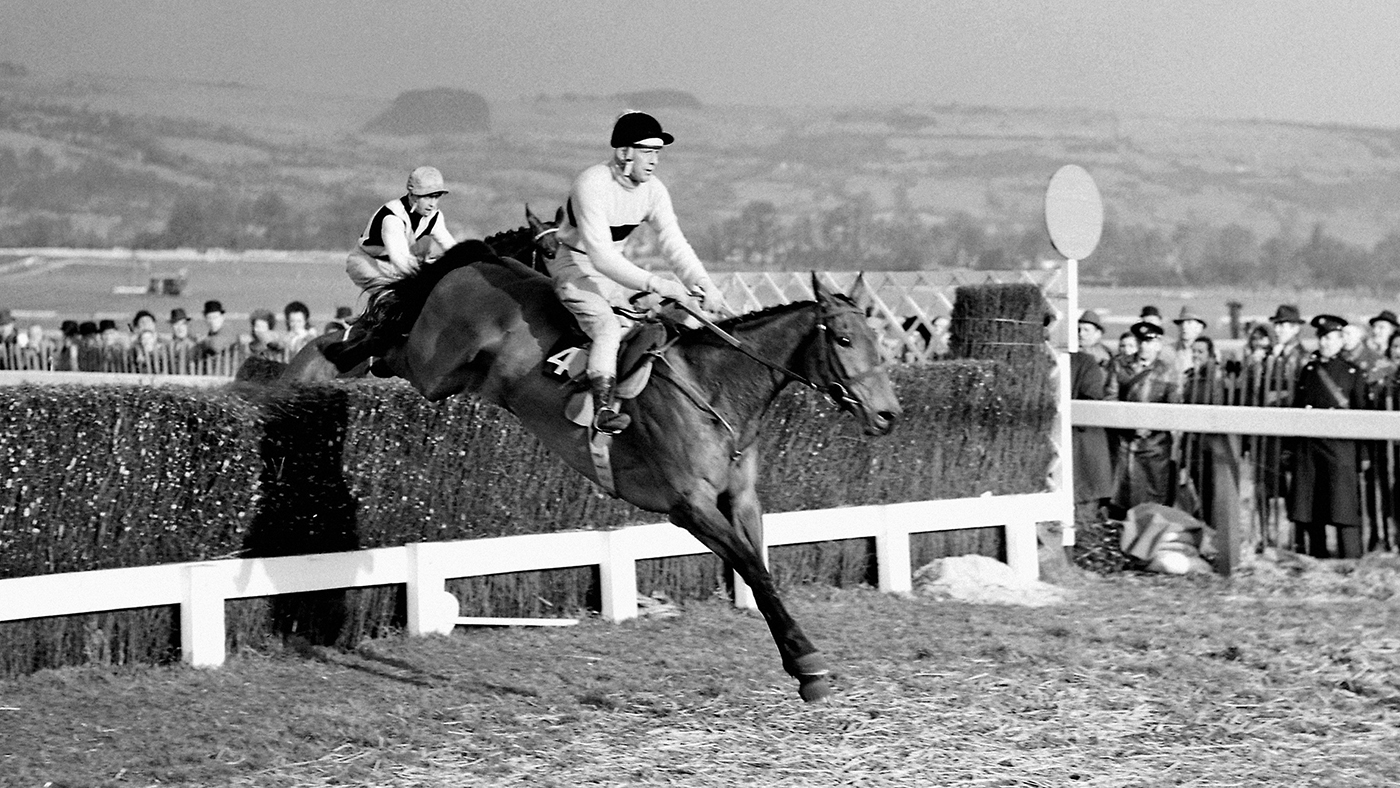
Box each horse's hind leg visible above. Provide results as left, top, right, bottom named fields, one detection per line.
left=670, top=492, right=832, bottom=703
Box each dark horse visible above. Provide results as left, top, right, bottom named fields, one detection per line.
left=279, top=206, right=563, bottom=384
left=376, top=235, right=902, bottom=702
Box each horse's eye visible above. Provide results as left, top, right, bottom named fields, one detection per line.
left=835, top=336, right=852, bottom=348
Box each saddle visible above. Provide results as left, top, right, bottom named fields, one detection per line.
left=544, top=315, right=678, bottom=428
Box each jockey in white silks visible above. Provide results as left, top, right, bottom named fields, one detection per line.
left=345, top=166, right=457, bottom=295
left=550, top=111, right=727, bottom=434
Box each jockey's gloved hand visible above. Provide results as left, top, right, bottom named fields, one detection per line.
left=647, top=275, right=693, bottom=304
left=691, top=278, right=728, bottom=315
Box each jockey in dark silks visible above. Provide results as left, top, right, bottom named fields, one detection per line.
left=332, top=166, right=457, bottom=368
left=550, top=111, right=727, bottom=434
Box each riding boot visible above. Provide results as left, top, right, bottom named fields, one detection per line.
left=590, top=375, right=631, bottom=435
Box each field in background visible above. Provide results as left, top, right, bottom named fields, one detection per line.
left=3, top=252, right=1397, bottom=346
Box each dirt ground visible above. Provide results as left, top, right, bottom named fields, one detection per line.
left=2, top=557, right=1398, bottom=787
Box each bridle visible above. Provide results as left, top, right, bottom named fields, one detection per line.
left=684, top=298, right=887, bottom=414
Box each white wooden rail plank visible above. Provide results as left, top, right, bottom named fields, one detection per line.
left=1073, top=400, right=1400, bottom=440
left=0, top=564, right=187, bottom=619
left=0, top=370, right=232, bottom=388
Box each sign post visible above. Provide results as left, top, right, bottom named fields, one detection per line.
left=1043, top=165, right=1104, bottom=556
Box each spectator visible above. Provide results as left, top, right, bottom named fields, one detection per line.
left=164, top=307, right=200, bottom=372
left=1111, top=320, right=1183, bottom=515
left=198, top=300, right=238, bottom=358
left=282, top=300, right=316, bottom=355
left=1268, top=304, right=1309, bottom=397
left=0, top=308, right=16, bottom=368
left=243, top=308, right=286, bottom=361
left=56, top=319, right=80, bottom=371
left=1342, top=322, right=1388, bottom=397
left=1071, top=350, right=1114, bottom=512
left=1170, top=307, right=1209, bottom=381
left=131, top=309, right=158, bottom=335
left=76, top=321, right=103, bottom=371
left=165, top=308, right=198, bottom=356
left=1077, top=310, right=1113, bottom=371
left=1139, top=305, right=1163, bottom=327
left=130, top=329, right=162, bottom=373
left=1181, top=336, right=1235, bottom=526
left=1369, top=310, right=1398, bottom=355
left=20, top=324, right=53, bottom=370
left=1289, top=314, right=1366, bottom=558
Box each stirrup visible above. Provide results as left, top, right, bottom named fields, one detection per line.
left=593, top=405, right=631, bottom=435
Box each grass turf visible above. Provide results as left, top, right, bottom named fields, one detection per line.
left=1, top=570, right=1397, bottom=787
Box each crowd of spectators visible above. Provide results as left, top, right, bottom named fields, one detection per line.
left=1073, top=302, right=1400, bottom=560
left=0, top=300, right=354, bottom=376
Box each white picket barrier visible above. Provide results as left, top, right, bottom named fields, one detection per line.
left=0, top=490, right=1065, bottom=668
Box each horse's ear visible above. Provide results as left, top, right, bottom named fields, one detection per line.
left=850, top=273, right=873, bottom=310
left=811, top=271, right=828, bottom=303
left=553, top=205, right=564, bottom=225
left=525, top=203, right=540, bottom=226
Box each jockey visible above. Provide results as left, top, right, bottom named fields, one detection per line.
left=345, top=166, right=457, bottom=295
left=552, top=110, right=726, bottom=434
left=330, top=166, right=457, bottom=371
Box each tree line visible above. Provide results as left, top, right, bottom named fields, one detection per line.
left=5, top=154, right=1400, bottom=292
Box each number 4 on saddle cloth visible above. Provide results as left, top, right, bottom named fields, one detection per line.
left=545, top=313, right=678, bottom=428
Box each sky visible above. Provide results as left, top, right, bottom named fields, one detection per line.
left=6, top=1, right=1400, bottom=129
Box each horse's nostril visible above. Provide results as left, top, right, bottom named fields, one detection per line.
left=878, top=411, right=898, bottom=424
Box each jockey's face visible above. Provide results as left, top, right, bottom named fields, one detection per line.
left=409, top=191, right=444, bottom=216
left=617, top=145, right=662, bottom=183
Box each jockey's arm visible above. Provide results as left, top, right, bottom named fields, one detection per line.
left=428, top=217, right=456, bottom=255
left=378, top=214, right=419, bottom=277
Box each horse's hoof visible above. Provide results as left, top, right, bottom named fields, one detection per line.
left=798, top=675, right=833, bottom=703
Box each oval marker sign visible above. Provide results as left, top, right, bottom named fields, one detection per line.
left=1044, top=164, right=1103, bottom=260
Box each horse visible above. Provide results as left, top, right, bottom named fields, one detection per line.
left=376, top=241, right=902, bottom=702
left=277, top=206, right=563, bottom=384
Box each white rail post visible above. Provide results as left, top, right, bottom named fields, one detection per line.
left=600, top=529, right=639, bottom=622
left=1004, top=519, right=1041, bottom=582
left=875, top=506, right=913, bottom=594
left=1054, top=351, right=1076, bottom=550
left=405, top=542, right=444, bottom=636
left=732, top=528, right=767, bottom=611
left=181, top=563, right=226, bottom=668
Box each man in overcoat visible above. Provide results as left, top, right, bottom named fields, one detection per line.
left=1111, top=321, right=1182, bottom=513
left=1289, top=315, right=1366, bottom=558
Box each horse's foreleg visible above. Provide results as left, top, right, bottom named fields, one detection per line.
left=670, top=493, right=832, bottom=703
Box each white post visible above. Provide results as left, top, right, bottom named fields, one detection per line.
left=732, top=532, right=767, bottom=611
left=1065, top=258, right=1080, bottom=353
left=876, top=509, right=912, bottom=594
left=181, top=563, right=226, bottom=668
left=600, top=529, right=639, bottom=621
left=1054, top=352, right=1076, bottom=548
left=404, top=542, right=443, bottom=636
left=1004, top=520, right=1041, bottom=582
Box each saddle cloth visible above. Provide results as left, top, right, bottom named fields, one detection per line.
left=545, top=320, right=673, bottom=427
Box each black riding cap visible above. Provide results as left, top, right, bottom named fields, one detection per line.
left=611, top=111, right=674, bottom=147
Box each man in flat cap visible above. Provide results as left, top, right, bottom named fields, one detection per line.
left=1288, top=315, right=1366, bottom=558
left=1110, top=320, right=1182, bottom=515
left=1170, top=306, right=1209, bottom=382
left=548, top=110, right=727, bottom=434
left=1077, top=309, right=1114, bottom=374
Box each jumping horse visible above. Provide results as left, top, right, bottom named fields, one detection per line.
left=373, top=211, right=902, bottom=702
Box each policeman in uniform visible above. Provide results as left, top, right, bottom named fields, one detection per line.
left=1289, top=314, right=1366, bottom=558
left=1111, top=320, right=1182, bottom=514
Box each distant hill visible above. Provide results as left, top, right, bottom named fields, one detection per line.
left=362, top=88, right=490, bottom=135
left=611, top=89, right=702, bottom=110
left=3, top=70, right=1400, bottom=287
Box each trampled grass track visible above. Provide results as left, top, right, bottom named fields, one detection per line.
left=2, top=570, right=1397, bottom=787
